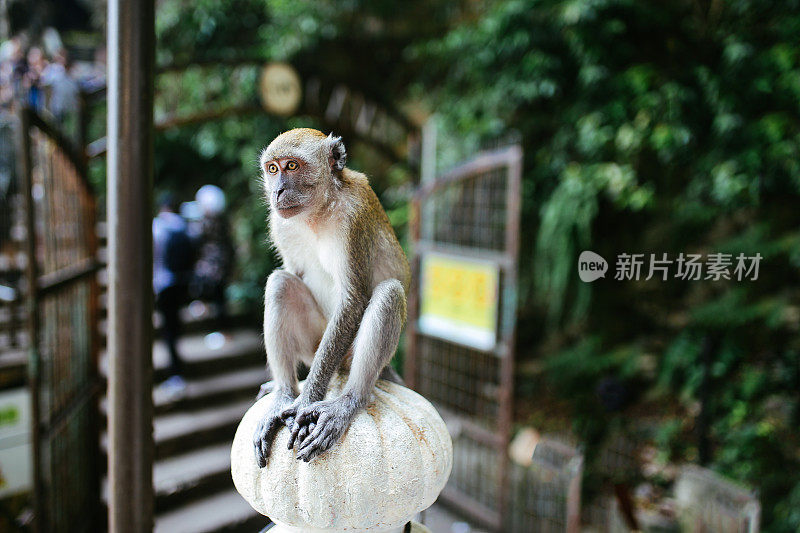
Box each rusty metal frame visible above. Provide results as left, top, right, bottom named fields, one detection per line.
left=405, top=144, right=522, bottom=531
left=17, top=105, right=102, bottom=533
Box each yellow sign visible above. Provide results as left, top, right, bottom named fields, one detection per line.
left=259, top=62, right=302, bottom=116
left=418, top=252, right=499, bottom=350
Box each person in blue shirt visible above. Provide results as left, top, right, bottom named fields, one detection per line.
left=153, top=193, right=195, bottom=390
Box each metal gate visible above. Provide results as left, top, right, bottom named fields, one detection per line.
left=405, top=145, right=522, bottom=530
left=17, top=107, right=102, bottom=532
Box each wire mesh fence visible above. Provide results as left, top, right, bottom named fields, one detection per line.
left=416, top=336, right=501, bottom=424
left=676, top=465, right=761, bottom=533
left=19, top=107, right=101, bottom=533
left=507, top=438, right=583, bottom=533
left=421, top=164, right=509, bottom=253
left=407, top=145, right=522, bottom=530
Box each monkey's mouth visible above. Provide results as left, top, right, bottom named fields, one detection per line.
left=276, top=204, right=304, bottom=218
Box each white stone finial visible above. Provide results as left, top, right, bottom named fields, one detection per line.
left=231, top=376, right=452, bottom=533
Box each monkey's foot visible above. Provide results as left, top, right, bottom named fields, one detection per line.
left=289, top=393, right=360, bottom=462
left=253, top=393, right=295, bottom=468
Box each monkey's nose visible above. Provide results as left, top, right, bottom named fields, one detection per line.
left=275, top=187, right=286, bottom=200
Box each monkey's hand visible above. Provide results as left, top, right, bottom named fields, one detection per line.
left=253, top=392, right=295, bottom=468
left=278, top=394, right=314, bottom=440
left=288, top=392, right=360, bottom=462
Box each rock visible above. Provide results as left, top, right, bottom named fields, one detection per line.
left=231, top=376, right=452, bottom=533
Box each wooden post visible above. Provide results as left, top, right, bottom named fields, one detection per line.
left=106, top=1, right=155, bottom=532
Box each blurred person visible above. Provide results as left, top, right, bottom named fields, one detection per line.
left=153, top=192, right=195, bottom=393
left=24, top=46, right=46, bottom=110
left=41, top=49, right=78, bottom=122
left=190, top=184, right=234, bottom=344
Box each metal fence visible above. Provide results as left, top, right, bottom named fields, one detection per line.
left=508, top=437, right=583, bottom=533
left=405, top=145, right=522, bottom=530
left=17, top=106, right=101, bottom=532
left=676, top=465, right=761, bottom=533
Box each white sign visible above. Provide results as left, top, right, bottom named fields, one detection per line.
left=0, top=388, right=32, bottom=498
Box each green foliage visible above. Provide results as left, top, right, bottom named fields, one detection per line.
left=415, top=0, right=800, bottom=529
left=147, top=0, right=800, bottom=528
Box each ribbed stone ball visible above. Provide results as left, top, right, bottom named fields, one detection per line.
left=231, top=376, right=452, bottom=533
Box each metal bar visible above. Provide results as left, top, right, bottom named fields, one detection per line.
left=438, top=487, right=502, bottom=531
left=36, top=258, right=101, bottom=295
left=497, top=145, right=523, bottom=530
left=106, top=0, right=155, bottom=531
left=414, top=146, right=522, bottom=199
left=413, top=240, right=515, bottom=269
left=404, top=196, right=421, bottom=389
left=18, top=105, right=46, bottom=533
left=437, top=407, right=505, bottom=448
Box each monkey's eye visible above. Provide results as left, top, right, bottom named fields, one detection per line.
left=285, top=160, right=298, bottom=171
left=267, top=163, right=278, bottom=174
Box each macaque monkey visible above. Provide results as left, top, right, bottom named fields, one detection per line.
left=253, top=128, right=410, bottom=465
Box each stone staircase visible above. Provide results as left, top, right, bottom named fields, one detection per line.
left=101, top=316, right=272, bottom=532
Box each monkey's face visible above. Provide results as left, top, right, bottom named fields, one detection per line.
left=260, top=129, right=347, bottom=219
left=263, top=157, right=318, bottom=219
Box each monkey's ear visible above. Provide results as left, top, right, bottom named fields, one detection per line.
left=325, top=133, right=347, bottom=172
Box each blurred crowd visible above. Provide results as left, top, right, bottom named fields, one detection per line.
left=0, top=29, right=106, bottom=316
left=0, top=29, right=106, bottom=118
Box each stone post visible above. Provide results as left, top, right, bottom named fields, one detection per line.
left=231, top=376, right=452, bottom=533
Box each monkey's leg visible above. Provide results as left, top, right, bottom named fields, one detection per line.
left=255, top=379, right=275, bottom=400
left=253, top=270, right=325, bottom=468
left=291, top=279, right=406, bottom=462
left=379, top=365, right=405, bottom=385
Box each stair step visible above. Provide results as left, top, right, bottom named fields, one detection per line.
left=154, top=489, right=268, bottom=533
left=99, top=366, right=266, bottom=428
left=98, top=308, right=256, bottom=338
left=155, top=399, right=254, bottom=459
left=154, top=366, right=265, bottom=415
left=152, top=329, right=263, bottom=380
left=99, top=328, right=264, bottom=382
left=154, top=442, right=234, bottom=513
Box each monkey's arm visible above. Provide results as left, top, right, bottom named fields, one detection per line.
left=291, top=278, right=406, bottom=461
left=280, top=280, right=369, bottom=425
